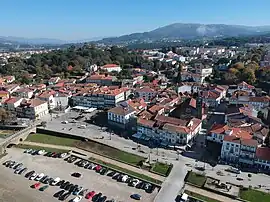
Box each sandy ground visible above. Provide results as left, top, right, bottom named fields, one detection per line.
left=0, top=148, right=157, bottom=202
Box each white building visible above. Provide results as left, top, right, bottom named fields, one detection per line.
left=107, top=106, right=136, bottom=128
left=136, top=115, right=202, bottom=145
left=37, top=91, right=56, bottom=109
left=16, top=98, right=49, bottom=120
left=136, top=87, right=157, bottom=102
left=2, top=97, right=23, bottom=111
left=72, top=87, right=130, bottom=109
left=101, top=64, right=122, bottom=72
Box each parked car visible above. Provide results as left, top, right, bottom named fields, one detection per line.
left=39, top=185, right=49, bottom=191
left=24, top=149, right=32, bottom=153
left=61, top=121, right=68, bottom=124
left=32, top=182, right=41, bottom=189
left=63, top=181, right=71, bottom=190
left=73, top=186, right=83, bottom=195
left=67, top=183, right=74, bottom=191
left=25, top=170, right=35, bottom=178
left=225, top=167, right=241, bottom=174
left=3, top=160, right=11, bottom=166
left=60, top=181, right=69, bottom=189
left=35, top=173, right=45, bottom=181
left=59, top=191, right=71, bottom=201
left=72, top=172, right=82, bottom=178
left=70, top=185, right=78, bottom=193
left=95, top=165, right=102, bottom=172
left=112, top=173, right=120, bottom=180
left=136, top=182, right=144, bottom=189
left=45, top=152, right=52, bottom=157
left=92, top=192, right=102, bottom=201
left=56, top=179, right=65, bottom=186
left=13, top=163, right=23, bottom=170
left=60, top=153, right=68, bottom=158
left=38, top=150, right=46, bottom=155
left=29, top=173, right=38, bottom=180
left=53, top=190, right=65, bottom=198
left=18, top=167, right=28, bottom=175
left=85, top=191, right=96, bottom=199
left=78, top=189, right=88, bottom=196
left=14, top=167, right=23, bottom=174
left=121, top=175, right=129, bottom=183
left=8, top=161, right=16, bottom=168
left=100, top=168, right=108, bottom=175
left=40, top=175, right=49, bottom=183
left=130, top=194, right=141, bottom=200
left=51, top=177, right=61, bottom=185
left=68, top=156, right=77, bottom=163
left=72, top=195, right=83, bottom=202
left=44, top=177, right=54, bottom=184
left=98, top=196, right=107, bottom=202
left=88, top=163, right=96, bottom=170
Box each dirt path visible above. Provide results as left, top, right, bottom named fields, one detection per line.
left=184, top=184, right=241, bottom=202
left=22, top=141, right=165, bottom=182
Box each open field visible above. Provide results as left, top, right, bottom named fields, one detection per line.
left=240, top=188, right=270, bottom=202
left=185, top=171, right=207, bottom=187
left=151, top=162, right=172, bottom=176
left=26, top=133, right=78, bottom=146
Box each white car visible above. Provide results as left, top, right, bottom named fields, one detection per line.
left=132, top=179, right=140, bottom=187
left=25, top=149, right=32, bottom=153
left=121, top=175, right=129, bottom=182
left=72, top=196, right=83, bottom=202
left=51, top=177, right=61, bottom=186
left=29, top=173, right=38, bottom=180
left=35, top=173, right=45, bottom=181
left=38, top=150, right=46, bottom=155
left=60, top=153, right=68, bottom=158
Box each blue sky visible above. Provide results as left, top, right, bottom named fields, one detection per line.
left=1, top=0, right=270, bottom=40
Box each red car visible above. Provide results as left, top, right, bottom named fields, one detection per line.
left=95, top=165, right=102, bottom=172
left=32, top=182, right=41, bottom=189
left=85, top=191, right=96, bottom=199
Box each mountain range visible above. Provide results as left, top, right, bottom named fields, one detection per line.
left=98, top=23, right=270, bottom=44
left=2, top=23, right=270, bottom=45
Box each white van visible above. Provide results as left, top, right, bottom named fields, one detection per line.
left=78, top=125, right=86, bottom=129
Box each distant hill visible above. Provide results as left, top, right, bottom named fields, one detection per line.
left=0, top=36, right=67, bottom=45
left=98, top=23, right=270, bottom=44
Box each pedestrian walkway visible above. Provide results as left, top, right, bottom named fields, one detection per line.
left=184, top=184, right=241, bottom=202
left=21, top=141, right=165, bottom=181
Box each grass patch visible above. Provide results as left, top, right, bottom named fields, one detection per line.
left=89, top=157, right=162, bottom=185
left=26, top=133, right=78, bottom=146
left=184, top=190, right=221, bottom=202
left=15, top=144, right=69, bottom=153
left=0, top=130, right=15, bottom=138
left=151, top=162, right=172, bottom=176
left=240, top=188, right=270, bottom=202
left=185, top=171, right=207, bottom=187
left=77, top=141, right=145, bottom=167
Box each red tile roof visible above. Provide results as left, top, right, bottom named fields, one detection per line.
left=209, top=124, right=230, bottom=134
left=103, top=64, right=119, bottom=68
left=137, top=118, right=155, bottom=128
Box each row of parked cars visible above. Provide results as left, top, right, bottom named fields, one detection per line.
left=24, top=148, right=69, bottom=159
left=65, top=156, right=155, bottom=200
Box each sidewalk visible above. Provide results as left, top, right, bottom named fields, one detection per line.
left=22, top=141, right=165, bottom=182
left=184, top=184, right=241, bottom=202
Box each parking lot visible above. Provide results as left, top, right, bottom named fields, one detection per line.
left=0, top=148, right=157, bottom=202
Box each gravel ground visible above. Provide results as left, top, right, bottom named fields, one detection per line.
left=0, top=148, right=157, bottom=202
